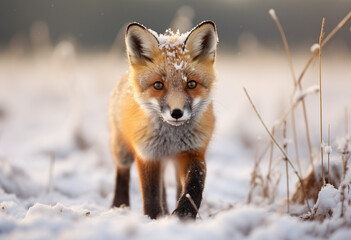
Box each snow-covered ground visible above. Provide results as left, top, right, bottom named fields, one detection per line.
left=0, top=44, right=351, bottom=239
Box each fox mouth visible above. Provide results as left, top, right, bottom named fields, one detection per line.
left=159, top=109, right=191, bottom=127
left=160, top=114, right=188, bottom=126
left=165, top=119, right=187, bottom=126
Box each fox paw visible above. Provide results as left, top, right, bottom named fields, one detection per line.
left=171, top=207, right=197, bottom=220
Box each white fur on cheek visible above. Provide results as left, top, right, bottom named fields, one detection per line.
left=134, top=95, right=161, bottom=116
left=149, top=98, right=159, bottom=107
left=193, top=97, right=202, bottom=107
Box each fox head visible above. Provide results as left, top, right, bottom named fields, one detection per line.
left=125, top=21, right=218, bottom=126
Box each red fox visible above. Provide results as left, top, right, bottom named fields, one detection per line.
left=109, top=21, right=218, bottom=219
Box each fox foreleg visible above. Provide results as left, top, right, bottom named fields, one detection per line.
left=173, top=152, right=206, bottom=219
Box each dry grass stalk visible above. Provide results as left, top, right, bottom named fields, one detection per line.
left=319, top=17, right=326, bottom=187
left=46, top=151, right=55, bottom=193
left=342, top=108, right=350, bottom=178
left=246, top=11, right=351, bottom=215
left=264, top=127, right=276, bottom=198
left=301, top=101, right=314, bottom=172
left=247, top=139, right=263, bottom=203
left=328, top=124, right=331, bottom=184
left=244, top=87, right=312, bottom=212
left=269, top=9, right=303, bottom=177
left=247, top=171, right=264, bottom=204
left=268, top=127, right=276, bottom=175
left=290, top=111, right=303, bottom=176
left=283, top=120, right=290, bottom=213
left=247, top=136, right=280, bottom=203
left=340, top=108, right=350, bottom=218
left=248, top=140, right=266, bottom=203
left=185, top=193, right=202, bottom=220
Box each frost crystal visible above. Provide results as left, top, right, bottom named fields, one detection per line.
left=293, top=85, right=320, bottom=104
left=283, top=138, right=292, bottom=146
left=324, top=145, right=332, bottom=154
left=310, top=43, right=320, bottom=53
left=336, top=135, right=350, bottom=153
left=269, top=9, right=277, bottom=20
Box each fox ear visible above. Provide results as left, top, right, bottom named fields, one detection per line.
left=184, top=21, right=218, bottom=63
left=125, top=23, right=159, bottom=65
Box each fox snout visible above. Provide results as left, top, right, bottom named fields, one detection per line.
left=161, top=104, right=191, bottom=126
left=156, top=90, right=191, bottom=126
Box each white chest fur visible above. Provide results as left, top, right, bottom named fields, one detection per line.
left=134, top=119, right=207, bottom=161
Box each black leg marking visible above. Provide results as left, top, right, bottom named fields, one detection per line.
left=111, top=167, right=130, bottom=208
left=137, top=160, right=163, bottom=219
left=172, top=159, right=206, bottom=220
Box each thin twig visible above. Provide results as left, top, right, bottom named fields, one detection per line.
left=185, top=193, right=202, bottom=220
left=244, top=87, right=312, bottom=212
left=265, top=127, right=276, bottom=195
left=269, top=9, right=303, bottom=177
left=342, top=107, right=349, bottom=178
left=269, top=9, right=297, bottom=86
left=319, top=17, right=326, bottom=187
left=268, top=127, right=276, bottom=175
left=283, top=120, right=290, bottom=213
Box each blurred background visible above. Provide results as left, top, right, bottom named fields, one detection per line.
left=1, top=0, right=351, bottom=52
left=0, top=0, right=350, bottom=211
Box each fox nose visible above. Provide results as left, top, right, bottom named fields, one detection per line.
left=171, top=109, right=183, bottom=119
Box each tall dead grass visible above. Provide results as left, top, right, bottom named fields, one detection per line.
left=245, top=10, right=351, bottom=216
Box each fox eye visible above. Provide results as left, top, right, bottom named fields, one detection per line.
left=187, top=80, right=197, bottom=89
left=153, top=81, right=164, bottom=90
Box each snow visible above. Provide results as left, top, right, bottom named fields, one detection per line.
left=313, top=184, right=339, bottom=218
left=156, top=28, right=190, bottom=50
left=310, top=43, right=320, bottom=53
left=0, top=46, right=351, bottom=239
left=152, top=27, right=191, bottom=73
left=173, top=60, right=185, bottom=70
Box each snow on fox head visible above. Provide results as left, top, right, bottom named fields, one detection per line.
left=125, top=21, right=218, bottom=126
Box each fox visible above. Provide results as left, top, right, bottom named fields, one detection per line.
left=109, top=20, right=218, bottom=220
